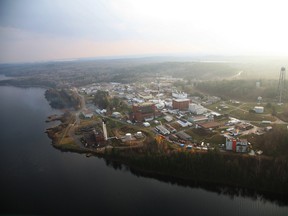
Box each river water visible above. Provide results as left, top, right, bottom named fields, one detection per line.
left=0, top=86, right=287, bottom=215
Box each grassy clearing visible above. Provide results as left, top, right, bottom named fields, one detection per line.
left=206, top=102, right=222, bottom=111
left=206, top=134, right=226, bottom=144
left=274, top=103, right=288, bottom=112
left=229, top=109, right=276, bottom=122
left=206, top=101, right=288, bottom=123
left=185, top=128, right=217, bottom=143
left=58, top=136, right=75, bottom=146
left=79, top=116, right=99, bottom=127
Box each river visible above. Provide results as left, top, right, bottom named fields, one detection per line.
left=0, top=86, right=287, bottom=215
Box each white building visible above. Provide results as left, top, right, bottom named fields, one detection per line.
left=143, top=122, right=150, bottom=127
left=254, top=106, right=264, bottom=113
left=177, top=119, right=192, bottom=127
left=164, top=115, right=173, bottom=122
left=189, top=115, right=209, bottom=123
left=112, top=112, right=122, bottom=118
left=155, top=125, right=170, bottom=135
left=189, top=103, right=207, bottom=115
left=172, top=91, right=188, bottom=99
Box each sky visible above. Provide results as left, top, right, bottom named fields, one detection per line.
left=0, top=0, right=288, bottom=63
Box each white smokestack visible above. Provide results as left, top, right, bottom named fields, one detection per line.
left=102, top=119, right=108, bottom=141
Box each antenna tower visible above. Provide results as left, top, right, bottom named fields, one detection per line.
left=156, top=73, right=160, bottom=101
left=277, top=67, right=286, bottom=104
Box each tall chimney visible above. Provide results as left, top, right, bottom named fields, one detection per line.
left=102, top=119, right=108, bottom=141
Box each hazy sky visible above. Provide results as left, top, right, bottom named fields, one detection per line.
left=0, top=0, right=288, bottom=63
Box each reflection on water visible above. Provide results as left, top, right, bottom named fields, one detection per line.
left=104, top=159, right=288, bottom=207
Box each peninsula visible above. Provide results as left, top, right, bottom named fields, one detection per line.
left=1, top=58, right=287, bottom=198
left=44, top=76, right=288, bottom=198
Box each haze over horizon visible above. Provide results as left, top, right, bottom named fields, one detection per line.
left=1, top=0, right=288, bottom=63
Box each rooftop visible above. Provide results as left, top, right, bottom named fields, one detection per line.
left=133, top=102, right=154, bottom=107
left=176, top=131, right=192, bottom=140
left=173, top=99, right=190, bottom=102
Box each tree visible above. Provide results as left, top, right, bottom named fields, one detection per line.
left=94, top=90, right=109, bottom=109
left=272, top=106, right=276, bottom=116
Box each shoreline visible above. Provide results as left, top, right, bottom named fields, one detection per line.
left=1, top=83, right=287, bottom=207
left=44, top=110, right=288, bottom=200
left=49, top=141, right=288, bottom=206
left=47, top=125, right=288, bottom=200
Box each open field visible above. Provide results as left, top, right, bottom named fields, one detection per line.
left=206, top=101, right=286, bottom=122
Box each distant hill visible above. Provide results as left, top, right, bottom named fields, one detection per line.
left=0, top=56, right=286, bottom=87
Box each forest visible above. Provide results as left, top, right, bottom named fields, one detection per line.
left=196, top=79, right=280, bottom=101
left=107, top=146, right=288, bottom=196
left=45, top=88, right=81, bottom=110
left=251, top=126, right=288, bottom=158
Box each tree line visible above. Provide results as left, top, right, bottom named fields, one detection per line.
left=107, top=147, right=288, bottom=195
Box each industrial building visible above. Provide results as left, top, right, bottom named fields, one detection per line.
left=176, top=131, right=192, bottom=141
left=155, top=125, right=170, bottom=135
left=254, top=106, right=264, bottom=113
left=172, top=99, right=190, bottom=110
left=165, top=124, right=177, bottom=133
left=226, top=138, right=248, bottom=153
left=177, top=119, right=192, bottom=127
left=189, top=115, right=209, bottom=123
left=131, top=102, right=156, bottom=122
left=189, top=103, right=207, bottom=115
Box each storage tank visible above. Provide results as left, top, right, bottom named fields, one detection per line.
left=125, top=133, right=132, bottom=141
left=136, top=131, right=143, bottom=137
